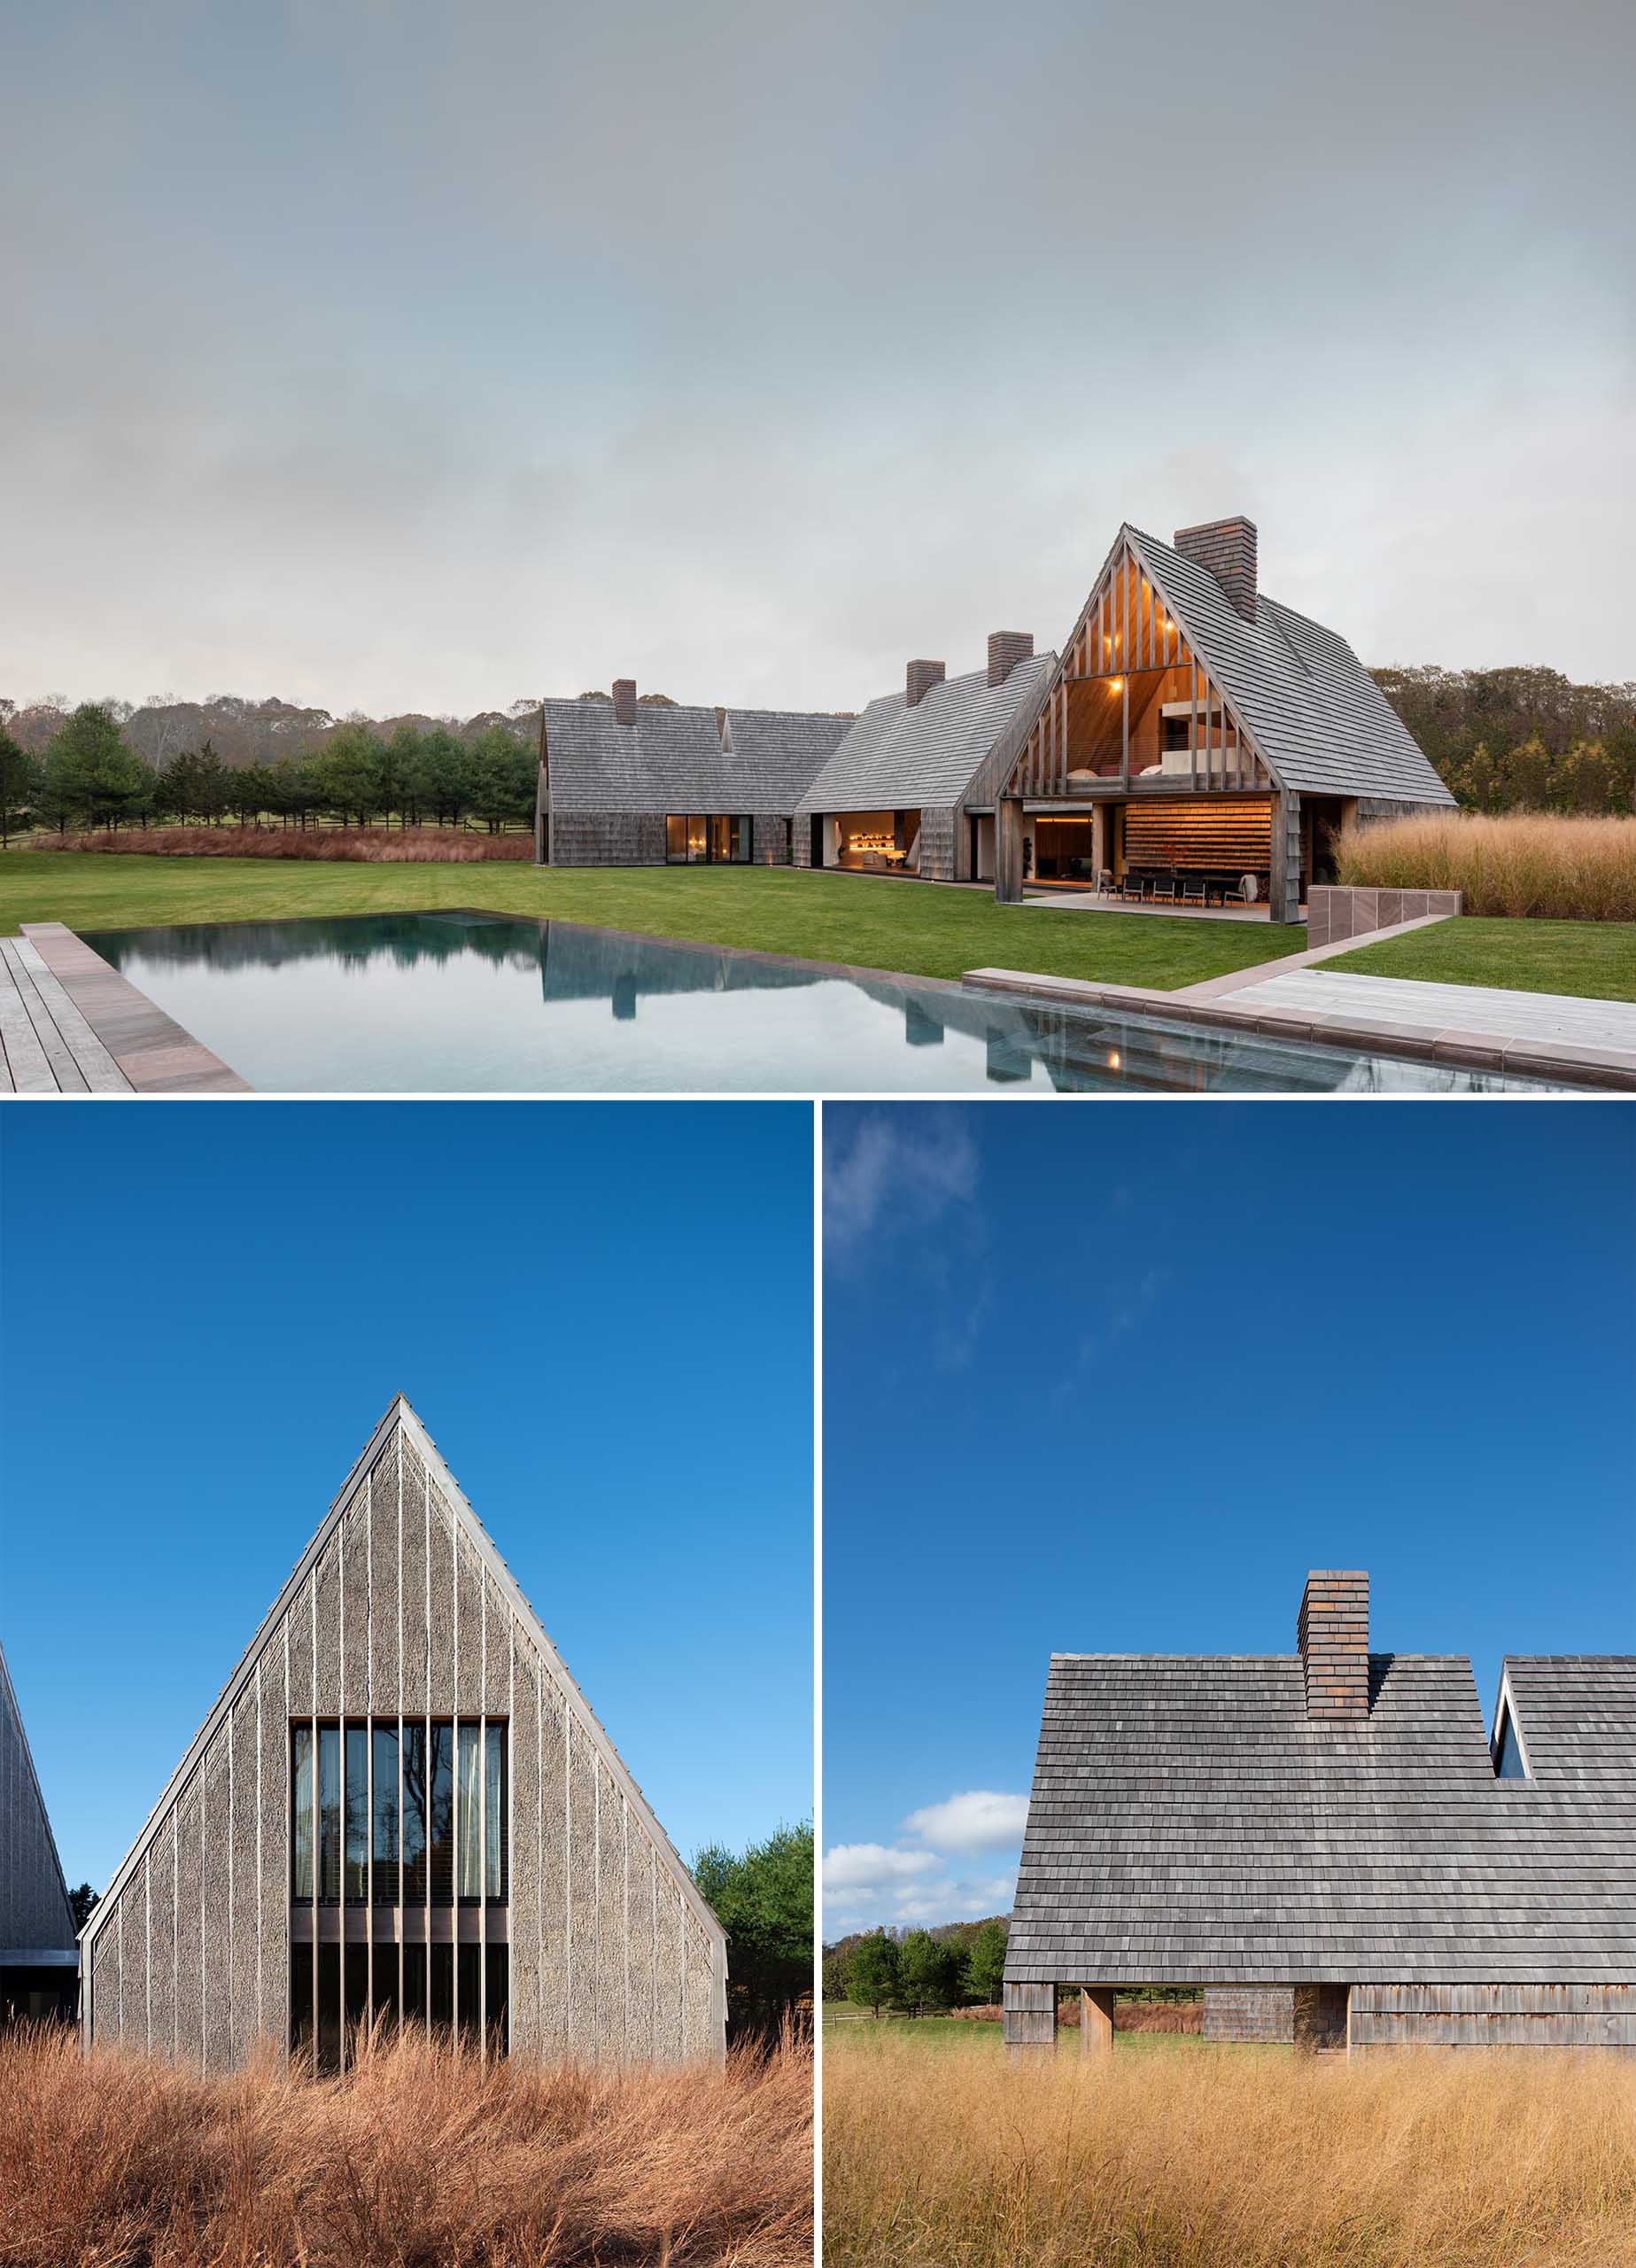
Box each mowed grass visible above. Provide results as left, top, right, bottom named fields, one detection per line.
left=0, top=852, right=1308, bottom=989
left=824, top=2023, right=1636, bottom=2268
left=0, top=2023, right=811, bottom=2268
left=1323, top=917, right=1636, bottom=1004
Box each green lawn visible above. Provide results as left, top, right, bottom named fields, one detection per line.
left=1323, top=915, right=1636, bottom=1003
left=0, top=853, right=1309, bottom=990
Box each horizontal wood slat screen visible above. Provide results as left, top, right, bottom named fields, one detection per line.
left=1124, top=798, right=1272, bottom=871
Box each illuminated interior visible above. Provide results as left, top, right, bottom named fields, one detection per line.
left=832, top=809, right=922, bottom=874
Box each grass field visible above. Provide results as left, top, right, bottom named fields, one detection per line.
left=824, top=2023, right=1636, bottom=2268
left=1324, top=917, right=1636, bottom=1004
left=0, top=2024, right=810, bottom=2268
left=0, top=852, right=1308, bottom=990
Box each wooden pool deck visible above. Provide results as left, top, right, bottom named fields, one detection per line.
left=1, top=923, right=250, bottom=1095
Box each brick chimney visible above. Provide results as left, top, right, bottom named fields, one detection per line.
left=1175, top=517, right=1258, bottom=623
left=906, top=659, right=945, bottom=709
left=613, top=678, right=637, bottom=725
left=1297, top=1571, right=1370, bottom=1721
left=987, top=632, right=1034, bottom=687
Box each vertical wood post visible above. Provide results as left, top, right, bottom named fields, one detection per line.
left=1003, top=1979, right=1058, bottom=2060
left=1268, top=789, right=1302, bottom=923
left=995, top=799, right=1025, bottom=904
left=1080, top=1986, right=1115, bottom=2059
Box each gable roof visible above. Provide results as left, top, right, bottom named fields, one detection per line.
left=1005, top=1649, right=1636, bottom=1989
left=81, top=1397, right=725, bottom=1956
left=1123, top=526, right=1455, bottom=806
left=541, top=700, right=849, bottom=817
left=0, top=1640, right=75, bottom=1955
left=795, top=653, right=1058, bottom=818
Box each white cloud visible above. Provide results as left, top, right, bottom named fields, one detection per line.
left=903, top=1790, right=1029, bottom=1854
left=822, top=1842, right=942, bottom=1892
left=823, top=1112, right=980, bottom=1266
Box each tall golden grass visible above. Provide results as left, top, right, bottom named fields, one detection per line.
left=1337, top=812, right=1636, bottom=921
left=824, top=2030, right=1636, bottom=2268
left=35, top=825, right=533, bottom=862
left=0, top=2023, right=811, bottom=2268
left=945, top=2000, right=1203, bottom=2032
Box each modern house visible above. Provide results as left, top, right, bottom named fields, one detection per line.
left=531, top=519, right=1448, bottom=912
left=988, top=517, right=1454, bottom=918
left=533, top=681, right=851, bottom=867
left=79, top=1398, right=727, bottom=2073
left=791, top=636, right=1057, bottom=883
left=1, top=1641, right=78, bottom=2025
left=1003, top=1571, right=1636, bottom=2057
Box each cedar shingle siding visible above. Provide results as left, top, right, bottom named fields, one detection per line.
left=539, top=699, right=849, bottom=865
left=79, top=1400, right=726, bottom=2070
left=1, top=1645, right=75, bottom=1961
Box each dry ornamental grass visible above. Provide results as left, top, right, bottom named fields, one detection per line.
left=1337, top=812, right=1636, bottom=922
left=0, top=2023, right=811, bottom=2268
left=824, top=2030, right=1636, bottom=2268
left=36, top=826, right=534, bottom=863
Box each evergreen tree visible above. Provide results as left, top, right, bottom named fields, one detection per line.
left=0, top=724, right=39, bottom=847
left=896, top=1929, right=960, bottom=2016
left=963, top=1918, right=1009, bottom=2007
left=846, top=1931, right=899, bottom=2020
left=690, top=1821, right=814, bottom=2043
left=39, top=703, right=147, bottom=830
left=419, top=726, right=475, bottom=827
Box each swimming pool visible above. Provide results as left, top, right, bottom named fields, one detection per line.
left=83, top=913, right=1569, bottom=1095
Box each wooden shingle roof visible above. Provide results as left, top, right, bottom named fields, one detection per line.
left=1124, top=525, right=1456, bottom=806
left=795, top=654, right=1058, bottom=819
left=1005, top=1650, right=1636, bottom=1988
left=542, top=701, right=849, bottom=817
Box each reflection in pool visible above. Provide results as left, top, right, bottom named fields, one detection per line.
left=84, top=913, right=1565, bottom=1096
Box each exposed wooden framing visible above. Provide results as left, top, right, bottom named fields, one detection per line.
left=1190, top=661, right=1199, bottom=792
left=1081, top=1986, right=1114, bottom=2060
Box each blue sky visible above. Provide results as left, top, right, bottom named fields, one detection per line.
left=821, top=1102, right=1636, bottom=1936
left=4, top=0, right=1632, bottom=713
left=0, top=1103, right=812, bottom=1894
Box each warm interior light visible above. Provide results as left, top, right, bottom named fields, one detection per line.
left=1110, top=677, right=1122, bottom=692
left=1108, top=1050, right=1122, bottom=1071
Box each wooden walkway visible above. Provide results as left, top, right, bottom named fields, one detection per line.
left=2, top=924, right=251, bottom=1094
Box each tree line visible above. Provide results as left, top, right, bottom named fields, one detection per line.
left=825, top=1917, right=1010, bottom=2019
left=0, top=704, right=538, bottom=845
left=690, top=1821, right=814, bottom=2046
left=1371, top=664, right=1636, bottom=814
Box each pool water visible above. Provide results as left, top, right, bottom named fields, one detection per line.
left=84, top=913, right=1566, bottom=1095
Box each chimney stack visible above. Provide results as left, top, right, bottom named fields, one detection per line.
left=613, top=678, right=637, bottom=725
left=987, top=632, right=1034, bottom=687
left=1297, top=1571, right=1370, bottom=1721
left=906, top=659, right=946, bottom=709
left=1174, top=517, right=1258, bottom=623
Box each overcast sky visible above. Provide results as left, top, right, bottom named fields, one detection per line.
left=4, top=0, right=1632, bottom=717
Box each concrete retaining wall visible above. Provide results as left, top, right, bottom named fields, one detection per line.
left=1306, top=886, right=1462, bottom=949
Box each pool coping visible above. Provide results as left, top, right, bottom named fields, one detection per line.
left=19, top=923, right=254, bottom=1094
left=961, top=967, right=1636, bottom=1091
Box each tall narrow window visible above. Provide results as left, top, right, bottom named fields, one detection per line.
left=318, top=1725, right=341, bottom=1904
left=401, top=1722, right=428, bottom=1903
left=372, top=1725, right=399, bottom=1905
left=457, top=1722, right=483, bottom=1900
left=345, top=1725, right=369, bottom=1902
left=429, top=1721, right=454, bottom=1904
left=485, top=1724, right=506, bottom=1900
left=291, top=1725, right=314, bottom=1900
